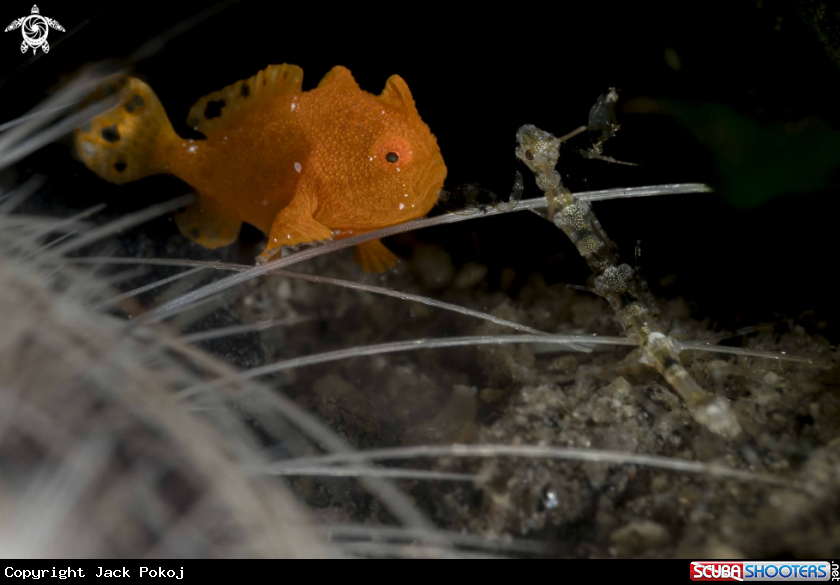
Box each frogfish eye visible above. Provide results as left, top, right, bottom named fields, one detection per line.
left=385, top=152, right=399, bottom=163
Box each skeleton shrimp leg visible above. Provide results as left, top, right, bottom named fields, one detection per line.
left=515, top=122, right=741, bottom=439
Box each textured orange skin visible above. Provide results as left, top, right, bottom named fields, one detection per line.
left=75, top=66, right=446, bottom=271
left=165, top=65, right=447, bottom=265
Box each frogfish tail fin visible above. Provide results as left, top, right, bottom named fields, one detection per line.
left=75, top=77, right=178, bottom=185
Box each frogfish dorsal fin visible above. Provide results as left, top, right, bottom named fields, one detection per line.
left=186, top=63, right=303, bottom=137
left=379, top=75, right=417, bottom=112
left=317, top=66, right=360, bottom=90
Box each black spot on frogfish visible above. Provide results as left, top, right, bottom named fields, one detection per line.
left=240, top=83, right=250, bottom=98
left=114, top=162, right=127, bottom=172
left=101, top=125, right=120, bottom=143
left=204, top=100, right=225, bottom=120
left=125, top=94, right=145, bottom=113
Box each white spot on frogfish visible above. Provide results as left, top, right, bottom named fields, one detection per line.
left=294, top=162, right=302, bottom=173
left=188, top=145, right=198, bottom=154
left=399, top=203, right=405, bottom=210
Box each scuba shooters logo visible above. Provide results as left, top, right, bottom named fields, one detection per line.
left=690, top=561, right=835, bottom=581
left=4, top=5, right=64, bottom=54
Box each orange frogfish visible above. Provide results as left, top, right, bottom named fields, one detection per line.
left=74, top=64, right=447, bottom=272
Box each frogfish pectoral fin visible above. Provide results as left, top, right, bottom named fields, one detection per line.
left=175, top=196, right=242, bottom=249
left=354, top=239, right=399, bottom=273
left=258, top=188, right=333, bottom=264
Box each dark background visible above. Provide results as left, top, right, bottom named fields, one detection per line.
left=2, top=0, right=839, bottom=341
